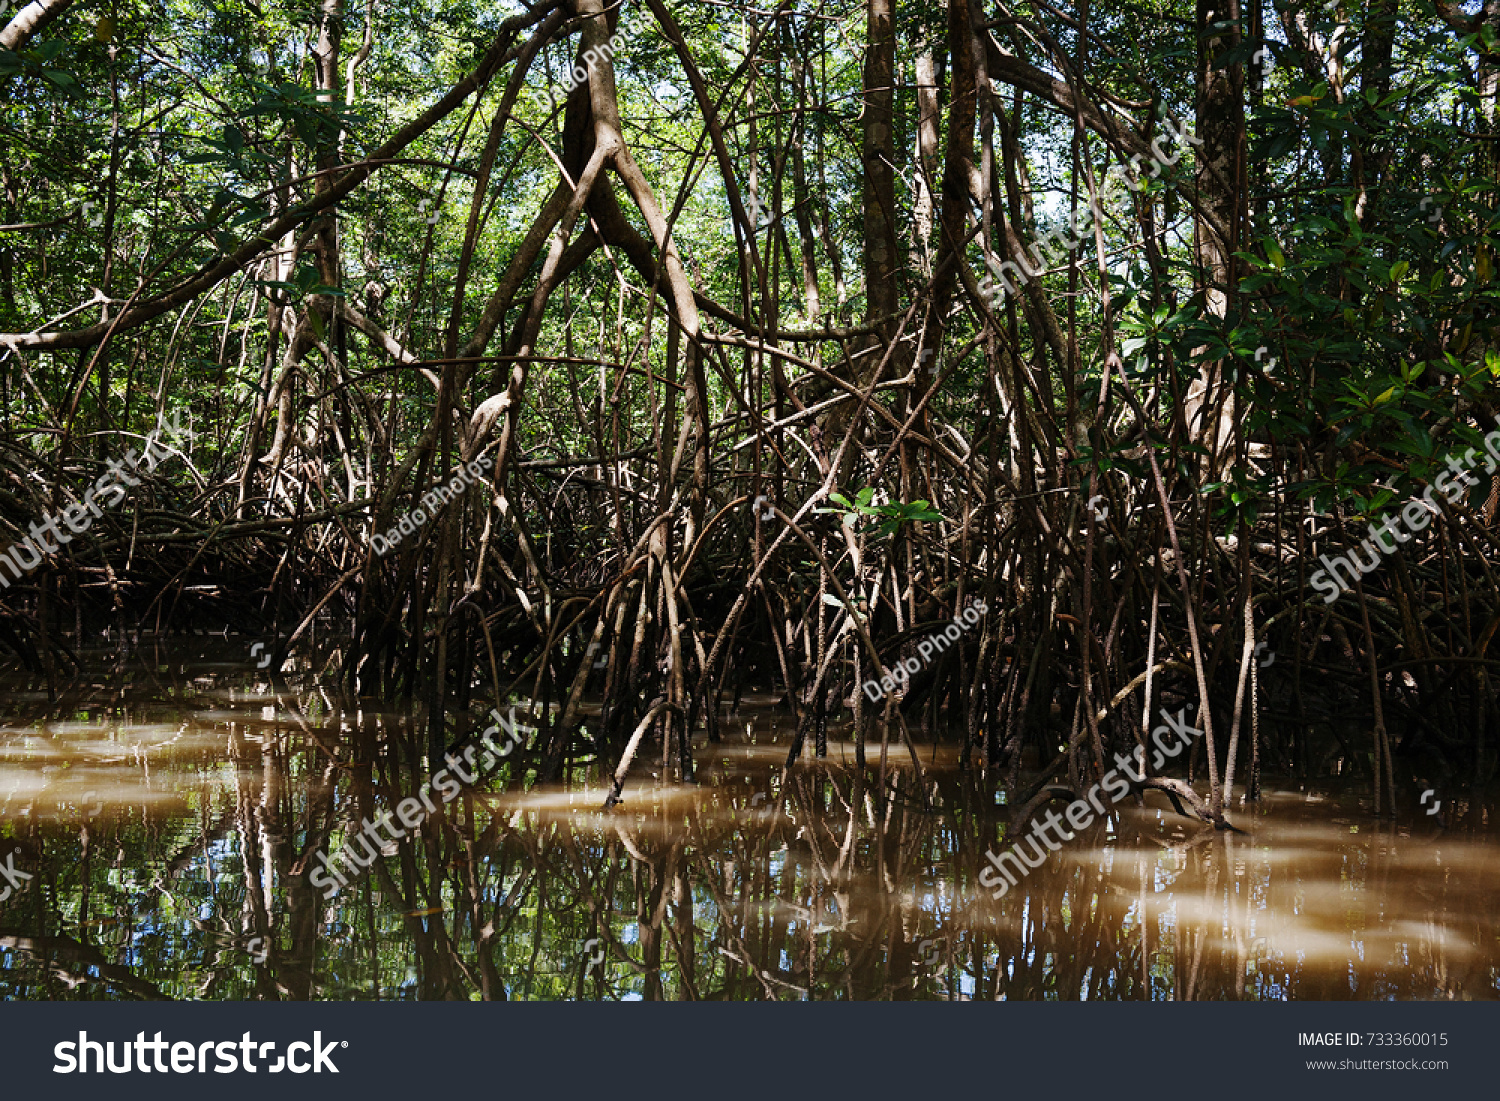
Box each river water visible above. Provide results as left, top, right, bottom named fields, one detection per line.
left=0, top=637, right=1494, bottom=1000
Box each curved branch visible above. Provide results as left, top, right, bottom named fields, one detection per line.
left=1139, top=777, right=1243, bottom=831
left=0, top=0, right=561, bottom=350
left=0, top=0, right=73, bottom=50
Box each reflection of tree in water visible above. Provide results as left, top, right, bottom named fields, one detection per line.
left=0, top=681, right=1493, bottom=1000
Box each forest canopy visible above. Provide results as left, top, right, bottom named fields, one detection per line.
left=1, top=0, right=1498, bottom=816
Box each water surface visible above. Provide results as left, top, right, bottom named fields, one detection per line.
left=0, top=638, right=1493, bottom=1000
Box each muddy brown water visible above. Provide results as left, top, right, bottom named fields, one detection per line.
left=0, top=637, right=1494, bottom=1000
